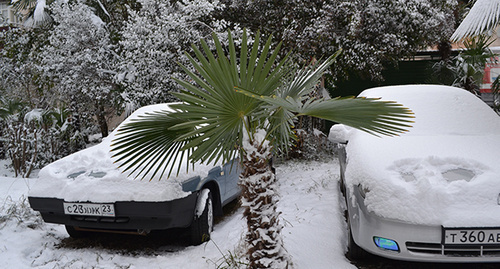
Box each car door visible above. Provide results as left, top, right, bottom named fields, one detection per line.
left=207, top=166, right=226, bottom=198
left=221, top=160, right=240, bottom=203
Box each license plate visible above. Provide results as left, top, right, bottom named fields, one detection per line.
left=63, top=202, right=115, bottom=217
left=443, top=227, right=500, bottom=245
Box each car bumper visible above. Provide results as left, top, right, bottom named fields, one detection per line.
left=28, top=193, right=198, bottom=232
left=348, top=187, right=500, bottom=263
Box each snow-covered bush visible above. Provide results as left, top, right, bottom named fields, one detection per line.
left=36, top=107, right=87, bottom=164
left=303, top=0, right=457, bottom=80
left=219, top=0, right=456, bottom=80
left=0, top=195, right=43, bottom=230
left=3, top=110, right=43, bottom=178
left=0, top=103, right=86, bottom=178
left=287, top=128, right=336, bottom=161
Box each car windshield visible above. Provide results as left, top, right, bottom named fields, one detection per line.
left=359, top=85, right=500, bottom=136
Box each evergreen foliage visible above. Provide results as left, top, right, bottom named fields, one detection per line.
left=117, top=0, right=232, bottom=108
left=217, top=0, right=457, bottom=80
left=431, top=34, right=496, bottom=95
left=39, top=0, right=122, bottom=138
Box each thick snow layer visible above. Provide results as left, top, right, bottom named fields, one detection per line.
left=29, top=103, right=218, bottom=203
left=24, top=109, right=43, bottom=124
left=195, top=188, right=210, bottom=218
left=33, top=0, right=46, bottom=22
left=331, top=85, right=500, bottom=227
left=0, top=160, right=354, bottom=269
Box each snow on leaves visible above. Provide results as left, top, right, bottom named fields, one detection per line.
left=118, top=0, right=225, bottom=107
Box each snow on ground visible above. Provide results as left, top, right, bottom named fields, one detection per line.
left=0, top=159, right=354, bottom=269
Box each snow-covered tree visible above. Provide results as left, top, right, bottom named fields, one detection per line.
left=215, top=0, right=322, bottom=59
left=0, top=26, right=87, bottom=174
left=39, top=0, right=121, bottom=137
left=118, top=0, right=230, bottom=108
left=300, top=0, right=457, bottom=80
left=218, top=0, right=456, bottom=81
left=0, top=27, right=47, bottom=108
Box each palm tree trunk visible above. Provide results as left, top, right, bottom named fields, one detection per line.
left=240, top=129, right=290, bottom=268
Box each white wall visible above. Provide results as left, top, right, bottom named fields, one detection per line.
left=0, top=1, right=22, bottom=26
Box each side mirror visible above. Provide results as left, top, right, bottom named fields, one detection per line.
left=328, top=124, right=350, bottom=144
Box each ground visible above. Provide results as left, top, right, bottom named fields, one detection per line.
left=0, top=159, right=355, bottom=269
left=2, top=158, right=500, bottom=268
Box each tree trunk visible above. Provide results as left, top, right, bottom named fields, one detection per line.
left=240, top=129, right=290, bottom=269
left=96, top=104, right=109, bottom=138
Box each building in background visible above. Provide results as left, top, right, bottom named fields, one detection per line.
left=1, top=0, right=22, bottom=28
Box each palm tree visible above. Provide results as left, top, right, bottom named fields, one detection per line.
left=11, top=0, right=53, bottom=27
left=0, top=98, right=24, bottom=120
left=451, top=0, right=500, bottom=41
left=111, top=30, right=414, bottom=268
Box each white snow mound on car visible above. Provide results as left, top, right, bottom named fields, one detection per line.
left=332, top=85, right=500, bottom=227
left=29, top=103, right=219, bottom=203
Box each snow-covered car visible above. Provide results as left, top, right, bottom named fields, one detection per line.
left=28, top=103, right=241, bottom=245
left=330, top=85, right=500, bottom=262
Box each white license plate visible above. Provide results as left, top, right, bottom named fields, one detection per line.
left=443, top=228, right=500, bottom=245
left=63, top=202, right=115, bottom=217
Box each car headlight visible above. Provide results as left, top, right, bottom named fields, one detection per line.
left=373, top=236, right=400, bottom=252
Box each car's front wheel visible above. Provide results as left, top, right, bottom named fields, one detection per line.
left=342, top=187, right=370, bottom=260
left=347, top=228, right=370, bottom=260
left=189, top=189, right=213, bottom=245
left=346, top=213, right=371, bottom=260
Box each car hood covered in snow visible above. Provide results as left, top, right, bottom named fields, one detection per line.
left=29, top=103, right=219, bottom=203
left=345, top=132, right=500, bottom=227
left=331, top=85, right=500, bottom=227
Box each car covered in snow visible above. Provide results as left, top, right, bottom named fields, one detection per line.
left=28, top=103, right=241, bottom=245
left=330, top=85, right=500, bottom=262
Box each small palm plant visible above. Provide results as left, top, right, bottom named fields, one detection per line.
left=111, top=30, right=414, bottom=268
left=452, top=35, right=496, bottom=95
left=11, top=0, right=53, bottom=26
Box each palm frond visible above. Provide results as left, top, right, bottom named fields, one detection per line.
left=111, top=111, right=195, bottom=180
left=235, top=51, right=342, bottom=151
left=236, top=88, right=414, bottom=137
left=168, top=29, right=293, bottom=164
left=451, top=0, right=500, bottom=41
left=298, top=97, right=414, bottom=136
left=11, top=0, right=36, bottom=13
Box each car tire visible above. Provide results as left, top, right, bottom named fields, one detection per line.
left=189, top=189, right=213, bottom=245
left=346, top=221, right=370, bottom=261
left=343, top=191, right=370, bottom=260
left=345, top=210, right=370, bottom=261
left=65, top=225, right=90, bottom=238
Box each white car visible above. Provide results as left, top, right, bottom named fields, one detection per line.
left=330, top=85, right=500, bottom=262
left=28, top=103, right=241, bottom=245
